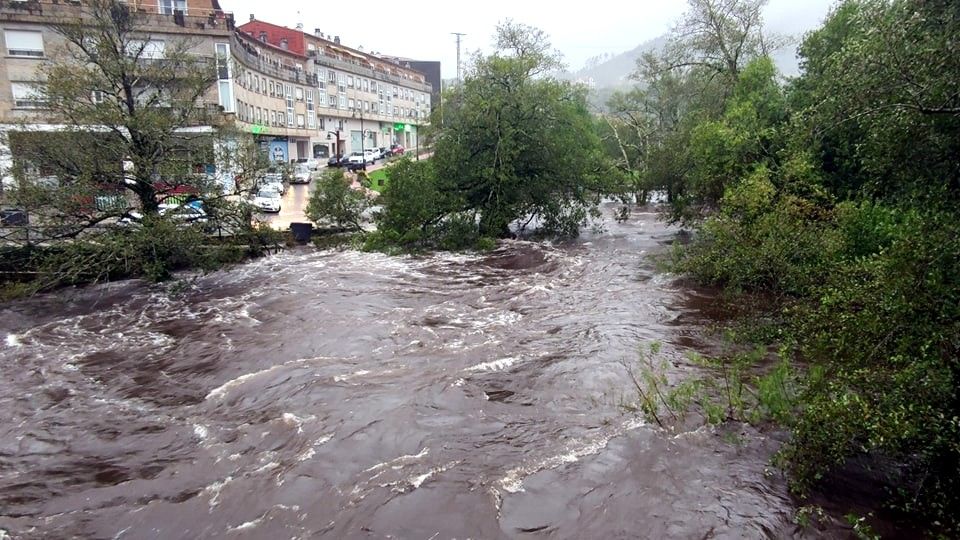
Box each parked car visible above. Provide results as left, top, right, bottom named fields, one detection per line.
left=299, top=158, right=321, bottom=171
left=160, top=201, right=208, bottom=224
left=390, top=144, right=405, bottom=156
left=369, top=147, right=383, bottom=161
left=258, top=174, right=285, bottom=195
left=252, top=189, right=281, bottom=213
left=291, top=165, right=312, bottom=184
left=347, top=151, right=374, bottom=167
left=327, top=154, right=344, bottom=167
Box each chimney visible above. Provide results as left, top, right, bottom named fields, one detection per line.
left=334, top=35, right=340, bottom=44
left=296, top=22, right=303, bottom=31
left=314, top=28, right=321, bottom=37
left=249, top=13, right=255, bottom=21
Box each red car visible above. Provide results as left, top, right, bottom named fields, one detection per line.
left=389, top=144, right=405, bottom=156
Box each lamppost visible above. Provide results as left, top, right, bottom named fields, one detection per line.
left=352, top=108, right=366, bottom=171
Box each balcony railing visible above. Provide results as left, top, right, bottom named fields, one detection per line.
left=313, top=55, right=432, bottom=94
left=0, top=1, right=235, bottom=32
left=232, top=35, right=319, bottom=87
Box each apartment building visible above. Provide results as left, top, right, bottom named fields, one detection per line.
left=230, top=28, right=319, bottom=163
left=240, top=18, right=433, bottom=158
left=0, top=1, right=433, bottom=189
left=0, top=0, right=237, bottom=187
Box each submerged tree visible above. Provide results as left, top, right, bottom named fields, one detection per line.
left=423, top=21, right=614, bottom=239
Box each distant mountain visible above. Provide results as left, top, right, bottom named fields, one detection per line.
left=559, top=36, right=669, bottom=90
left=560, top=35, right=800, bottom=111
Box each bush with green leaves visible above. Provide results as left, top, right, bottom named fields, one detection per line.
left=305, top=169, right=371, bottom=232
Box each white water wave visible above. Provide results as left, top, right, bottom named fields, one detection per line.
left=495, top=417, right=646, bottom=496
left=465, top=357, right=519, bottom=373
left=204, top=356, right=332, bottom=401
left=363, top=447, right=429, bottom=473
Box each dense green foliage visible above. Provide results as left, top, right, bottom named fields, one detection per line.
left=612, top=0, right=960, bottom=531
left=370, top=22, right=617, bottom=249
left=305, top=169, right=371, bottom=232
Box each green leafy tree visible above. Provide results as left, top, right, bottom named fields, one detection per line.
left=6, top=0, right=261, bottom=238
left=429, top=21, right=614, bottom=239
left=305, top=169, right=371, bottom=232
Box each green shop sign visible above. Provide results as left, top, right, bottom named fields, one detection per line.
left=393, top=123, right=405, bottom=132
left=250, top=123, right=266, bottom=135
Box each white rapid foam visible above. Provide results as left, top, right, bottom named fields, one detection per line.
left=205, top=357, right=331, bottom=401
left=227, top=515, right=264, bottom=533
left=333, top=370, right=371, bottom=382
left=5, top=334, right=21, bottom=347
left=496, top=417, right=646, bottom=495
left=363, top=447, right=429, bottom=473
left=203, top=476, right=234, bottom=507
left=465, top=357, right=518, bottom=373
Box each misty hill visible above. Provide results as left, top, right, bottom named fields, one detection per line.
left=560, top=36, right=669, bottom=89
left=562, top=34, right=801, bottom=91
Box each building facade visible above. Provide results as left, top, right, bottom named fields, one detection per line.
left=239, top=18, right=433, bottom=158
left=0, top=1, right=433, bottom=190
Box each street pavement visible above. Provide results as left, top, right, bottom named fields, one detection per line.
left=258, top=152, right=429, bottom=230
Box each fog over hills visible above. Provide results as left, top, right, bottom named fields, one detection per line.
left=559, top=35, right=800, bottom=91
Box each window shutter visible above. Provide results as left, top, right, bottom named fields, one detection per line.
left=5, top=30, right=43, bottom=56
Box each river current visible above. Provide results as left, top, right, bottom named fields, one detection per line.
left=1, top=207, right=846, bottom=538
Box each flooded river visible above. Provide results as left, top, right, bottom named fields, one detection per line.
left=0, top=208, right=846, bottom=538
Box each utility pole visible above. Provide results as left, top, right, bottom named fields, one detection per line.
left=451, top=32, right=465, bottom=83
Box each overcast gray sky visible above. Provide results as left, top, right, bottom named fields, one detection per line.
left=221, top=0, right=838, bottom=78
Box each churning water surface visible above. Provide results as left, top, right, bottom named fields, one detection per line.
left=0, top=207, right=845, bottom=539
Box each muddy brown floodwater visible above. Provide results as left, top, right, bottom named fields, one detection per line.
left=0, top=206, right=853, bottom=539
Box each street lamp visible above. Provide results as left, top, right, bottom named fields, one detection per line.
left=352, top=108, right=366, bottom=171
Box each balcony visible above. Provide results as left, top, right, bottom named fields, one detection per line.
left=232, top=35, right=319, bottom=87
left=313, top=55, right=432, bottom=94
left=0, top=1, right=235, bottom=32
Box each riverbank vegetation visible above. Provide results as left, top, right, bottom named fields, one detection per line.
left=605, top=0, right=959, bottom=532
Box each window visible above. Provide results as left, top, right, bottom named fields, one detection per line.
left=295, top=87, right=303, bottom=101
left=318, top=88, right=326, bottom=108
left=261, top=77, right=267, bottom=94
left=285, top=84, right=294, bottom=127
left=348, top=98, right=354, bottom=110
left=5, top=30, right=43, bottom=57
left=158, top=0, right=187, bottom=15
left=328, top=70, right=336, bottom=83
left=269, top=81, right=275, bottom=96
left=370, top=81, right=377, bottom=94
left=338, top=95, right=346, bottom=108
left=127, top=39, right=165, bottom=59
left=337, top=73, right=346, bottom=93
left=363, top=100, right=369, bottom=112
left=218, top=81, right=233, bottom=112
left=347, top=75, right=353, bottom=88
left=328, top=95, right=337, bottom=107
left=278, top=112, right=285, bottom=125
left=270, top=110, right=277, bottom=126
left=11, top=82, right=46, bottom=108
left=254, top=76, right=260, bottom=93
left=256, top=107, right=262, bottom=124
left=362, top=79, right=368, bottom=92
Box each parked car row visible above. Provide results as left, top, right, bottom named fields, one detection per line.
left=326, top=144, right=407, bottom=171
